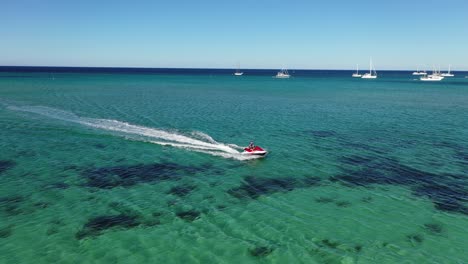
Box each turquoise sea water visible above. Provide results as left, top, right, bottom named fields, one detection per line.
left=1, top=69, right=468, bottom=263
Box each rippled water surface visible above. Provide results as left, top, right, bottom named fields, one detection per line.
left=1, top=69, right=468, bottom=263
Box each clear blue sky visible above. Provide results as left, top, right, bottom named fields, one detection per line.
left=1, top=0, right=468, bottom=70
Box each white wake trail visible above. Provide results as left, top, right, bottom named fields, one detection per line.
left=9, top=105, right=258, bottom=160
left=147, top=141, right=259, bottom=160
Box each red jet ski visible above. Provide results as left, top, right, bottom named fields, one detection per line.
left=242, top=146, right=268, bottom=156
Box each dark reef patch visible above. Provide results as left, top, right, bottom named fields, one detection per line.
left=93, top=143, right=106, bottom=149
left=0, top=160, right=16, bottom=174
left=354, top=244, right=363, bottom=253
left=110, top=202, right=161, bottom=227
left=176, top=210, right=201, bottom=222
left=167, top=199, right=178, bottom=206
left=33, top=202, right=49, bottom=209
left=310, top=238, right=363, bottom=263
left=82, top=162, right=203, bottom=189
left=423, top=223, right=443, bottom=234
left=315, top=197, right=335, bottom=204
left=168, top=184, right=197, bottom=197
left=152, top=212, right=163, bottom=217
left=76, top=214, right=140, bottom=239
left=249, top=246, right=274, bottom=257
left=203, top=194, right=214, bottom=200
left=433, top=141, right=468, bottom=164
left=413, top=183, right=468, bottom=215
left=320, top=239, right=340, bottom=249
left=228, top=176, right=321, bottom=200
left=209, top=182, right=220, bottom=187
left=335, top=201, right=351, bottom=207
left=46, top=226, right=59, bottom=236
left=407, top=234, right=424, bottom=245
left=455, top=150, right=468, bottom=163
left=0, top=226, right=12, bottom=238
left=216, top=205, right=227, bottom=210
left=333, top=155, right=468, bottom=215
left=44, top=182, right=70, bottom=190
left=0, top=196, right=24, bottom=204
left=343, top=142, right=385, bottom=154
left=0, top=195, right=25, bottom=216
left=340, top=155, right=374, bottom=166
left=303, top=177, right=322, bottom=186
left=63, top=165, right=79, bottom=171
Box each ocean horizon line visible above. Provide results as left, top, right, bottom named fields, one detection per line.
left=1, top=65, right=467, bottom=73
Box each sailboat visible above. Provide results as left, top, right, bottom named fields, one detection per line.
left=275, top=68, right=290, bottom=78
left=441, top=65, right=454, bottom=77
left=412, top=66, right=427, bottom=75
left=420, top=74, right=444, bottom=81
left=234, top=63, right=243, bottom=76
left=361, top=58, right=377, bottom=79
left=352, top=64, right=362, bottom=77
left=421, top=66, right=444, bottom=81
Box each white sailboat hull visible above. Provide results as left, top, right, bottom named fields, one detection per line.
left=420, top=75, right=444, bottom=81
left=441, top=65, right=454, bottom=77
left=275, top=74, right=290, bottom=78
left=275, top=69, right=290, bottom=78
left=352, top=64, right=361, bottom=77
left=361, top=58, right=377, bottom=79
left=361, top=73, right=377, bottom=79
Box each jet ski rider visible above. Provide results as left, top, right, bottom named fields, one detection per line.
left=248, top=141, right=255, bottom=150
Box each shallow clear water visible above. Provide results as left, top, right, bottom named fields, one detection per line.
left=1, top=69, right=468, bottom=263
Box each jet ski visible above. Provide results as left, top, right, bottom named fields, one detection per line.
left=242, top=146, right=268, bottom=156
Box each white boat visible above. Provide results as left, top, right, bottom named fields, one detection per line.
left=441, top=65, right=454, bottom=77
left=361, top=58, right=377, bottom=79
left=412, top=66, right=427, bottom=76
left=421, top=68, right=444, bottom=81
left=420, top=75, right=444, bottom=81
left=352, top=64, right=362, bottom=77
left=275, top=69, right=290, bottom=78
left=234, top=63, right=243, bottom=76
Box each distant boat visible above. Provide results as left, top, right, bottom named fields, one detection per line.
left=361, top=58, right=377, bottom=79
left=275, top=69, right=290, bottom=78
left=352, top=64, right=362, bottom=77
left=412, top=66, right=427, bottom=76
left=421, top=67, right=444, bottom=81
left=420, top=75, right=444, bottom=81
left=441, top=65, right=454, bottom=77
left=234, top=63, right=243, bottom=76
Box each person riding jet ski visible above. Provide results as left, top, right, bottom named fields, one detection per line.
left=242, top=141, right=267, bottom=156
left=248, top=141, right=255, bottom=150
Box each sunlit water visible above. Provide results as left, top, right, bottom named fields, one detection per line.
left=1, top=69, right=467, bottom=263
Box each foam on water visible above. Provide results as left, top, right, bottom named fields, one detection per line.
left=8, top=105, right=260, bottom=160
